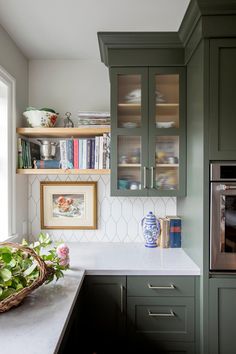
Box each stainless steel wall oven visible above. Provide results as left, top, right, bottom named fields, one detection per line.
left=210, top=162, right=236, bottom=271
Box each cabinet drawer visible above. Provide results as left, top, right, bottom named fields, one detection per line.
left=127, top=296, right=194, bottom=342
left=127, top=276, right=195, bottom=297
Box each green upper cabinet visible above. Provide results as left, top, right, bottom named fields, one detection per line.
left=110, top=66, right=186, bottom=197
left=209, top=38, right=236, bottom=160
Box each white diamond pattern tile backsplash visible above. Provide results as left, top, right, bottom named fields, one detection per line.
left=28, top=175, right=176, bottom=242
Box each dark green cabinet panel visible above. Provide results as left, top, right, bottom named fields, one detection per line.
left=209, top=277, right=236, bottom=354
left=110, top=66, right=186, bottom=197
left=84, top=275, right=126, bottom=335
left=127, top=276, right=194, bottom=297
left=127, top=296, right=194, bottom=342
left=209, top=39, right=236, bottom=159
left=79, top=276, right=126, bottom=353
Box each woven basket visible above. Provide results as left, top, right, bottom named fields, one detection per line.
left=0, top=242, right=54, bottom=313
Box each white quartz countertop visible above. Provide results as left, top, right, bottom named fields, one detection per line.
left=75, top=242, right=200, bottom=276
left=0, top=243, right=200, bottom=354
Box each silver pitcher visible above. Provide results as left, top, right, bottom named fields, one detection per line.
left=37, top=140, right=57, bottom=160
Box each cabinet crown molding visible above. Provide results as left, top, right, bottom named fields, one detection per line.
left=98, top=0, right=236, bottom=67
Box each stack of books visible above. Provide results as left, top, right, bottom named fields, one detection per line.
left=158, top=216, right=181, bottom=248
left=18, top=138, right=40, bottom=169
left=18, top=133, right=111, bottom=170
left=60, top=133, right=110, bottom=170
left=78, top=111, right=110, bottom=127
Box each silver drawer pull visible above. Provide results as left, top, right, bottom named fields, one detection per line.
left=148, top=309, right=175, bottom=317
left=148, top=283, right=175, bottom=290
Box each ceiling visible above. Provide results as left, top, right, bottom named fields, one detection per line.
left=0, top=0, right=190, bottom=60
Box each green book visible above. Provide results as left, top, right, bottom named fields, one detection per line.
left=17, top=138, right=23, bottom=169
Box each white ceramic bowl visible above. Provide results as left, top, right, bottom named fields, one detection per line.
left=23, top=110, right=58, bottom=128
left=156, top=121, right=175, bottom=128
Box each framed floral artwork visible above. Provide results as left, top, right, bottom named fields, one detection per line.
left=40, top=181, right=97, bottom=229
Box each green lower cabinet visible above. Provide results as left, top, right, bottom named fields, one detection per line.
left=78, top=275, right=126, bottom=354
left=209, top=277, right=236, bottom=354
left=126, top=276, right=197, bottom=354
left=76, top=275, right=197, bottom=354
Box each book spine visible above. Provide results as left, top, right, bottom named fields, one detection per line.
left=169, top=218, right=181, bottom=248
left=22, top=140, right=27, bottom=169
left=26, top=141, right=32, bottom=168
left=82, top=139, right=87, bottom=169
left=86, top=139, right=91, bottom=169
left=34, top=160, right=61, bottom=169
left=159, top=218, right=170, bottom=248
left=90, top=138, right=95, bottom=169
left=73, top=139, right=79, bottom=169
left=99, top=136, right=103, bottom=169
left=95, top=136, right=99, bottom=169
left=106, top=133, right=111, bottom=169
left=66, top=139, right=74, bottom=169
left=103, top=134, right=107, bottom=169
left=18, top=138, right=23, bottom=169
left=78, top=139, right=83, bottom=169
left=60, top=140, right=68, bottom=169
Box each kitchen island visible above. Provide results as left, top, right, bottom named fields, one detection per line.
left=0, top=243, right=200, bottom=354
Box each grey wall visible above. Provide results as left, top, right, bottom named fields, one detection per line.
left=28, top=59, right=110, bottom=123
left=0, top=24, right=28, bottom=239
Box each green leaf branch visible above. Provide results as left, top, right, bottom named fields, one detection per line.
left=0, top=233, right=69, bottom=301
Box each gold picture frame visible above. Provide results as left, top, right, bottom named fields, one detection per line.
left=40, top=181, right=97, bottom=230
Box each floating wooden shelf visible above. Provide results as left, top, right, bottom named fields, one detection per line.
left=16, top=169, right=110, bottom=175
left=16, top=127, right=110, bottom=138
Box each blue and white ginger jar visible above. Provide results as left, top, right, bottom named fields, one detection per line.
left=141, top=211, right=160, bottom=248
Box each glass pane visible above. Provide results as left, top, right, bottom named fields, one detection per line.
left=117, top=75, right=141, bottom=128
left=155, top=136, right=179, bottom=190
left=222, top=196, right=236, bottom=253
left=117, top=136, right=141, bottom=190
left=155, top=74, right=179, bottom=129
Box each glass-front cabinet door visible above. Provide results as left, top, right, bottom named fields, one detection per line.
left=110, top=68, right=149, bottom=196
left=110, top=67, right=185, bottom=196
left=149, top=67, right=186, bottom=196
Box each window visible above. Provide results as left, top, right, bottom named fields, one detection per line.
left=0, top=66, right=16, bottom=241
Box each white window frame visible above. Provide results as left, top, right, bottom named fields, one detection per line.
left=0, top=65, right=16, bottom=240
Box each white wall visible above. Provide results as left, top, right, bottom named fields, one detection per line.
left=28, top=59, right=177, bottom=242
left=29, top=59, right=110, bottom=123
left=0, top=24, right=28, bottom=240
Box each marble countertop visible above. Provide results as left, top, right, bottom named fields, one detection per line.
left=0, top=243, right=200, bottom=354
left=75, top=242, right=200, bottom=276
